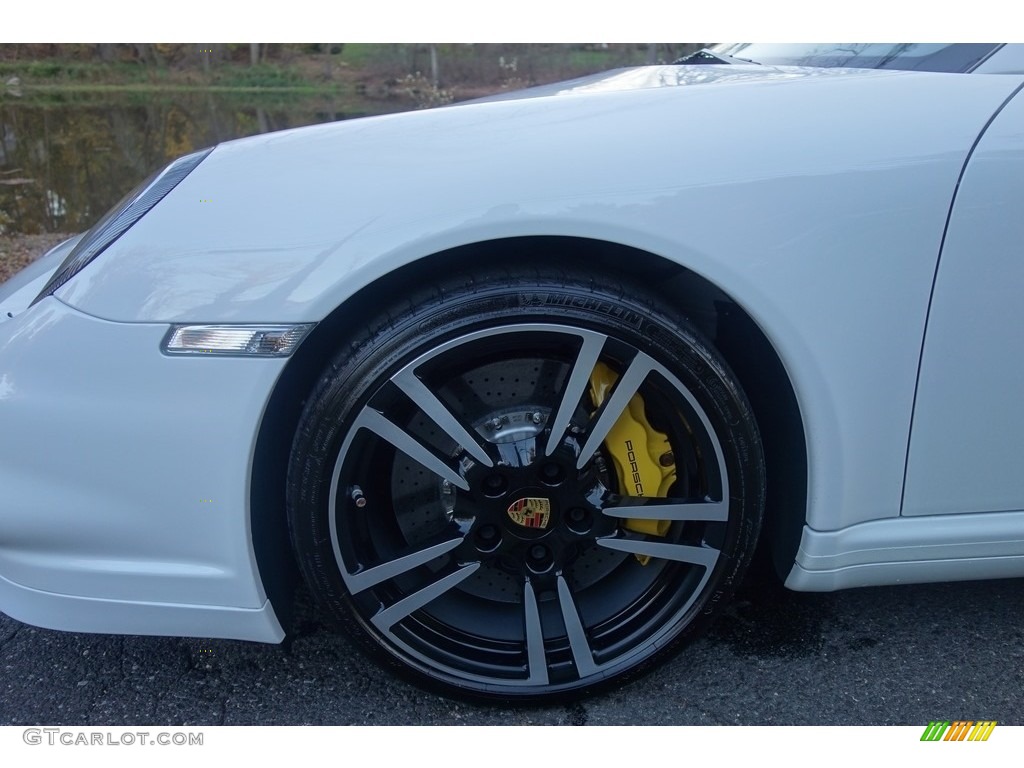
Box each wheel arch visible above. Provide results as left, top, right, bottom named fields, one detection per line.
left=250, top=235, right=808, bottom=631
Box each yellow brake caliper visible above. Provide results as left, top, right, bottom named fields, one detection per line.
left=587, top=362, right=675, bottom=564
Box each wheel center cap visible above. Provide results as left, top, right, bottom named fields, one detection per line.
left=506, top=496, right=552, bottom=530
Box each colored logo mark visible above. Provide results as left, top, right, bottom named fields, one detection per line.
left=920, top=721, right=997, bottom=742
left=506, top=497, right=551, bottom=529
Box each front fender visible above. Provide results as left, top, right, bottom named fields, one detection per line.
left=50, top=70, right=1024, bottom=534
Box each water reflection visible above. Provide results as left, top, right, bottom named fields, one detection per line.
left=0, top=92, right=402, bottom=234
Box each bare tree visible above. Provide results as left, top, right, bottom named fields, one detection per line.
left=429, top=44, right=439, bottom=87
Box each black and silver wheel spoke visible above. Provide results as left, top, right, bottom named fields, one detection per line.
left=344, top=536, right=465, bottom=594
left=556, top=575, right=598, bottom=678
left=544, top=330, right=606, bottom=456
left=597, top=537, right=720, bottom=570
left=576, top=351, right=657, bottom=468
left=392, top=366, right=494, bottom=467
left=371, top=563, right=481, bottom=631
left=522, top=575, right=598, bottom=684
left=354, top=408, right=469, bottom=490
left=601, top=495, right=729, bottom=523
left=523, top=578, right=549, bottom=685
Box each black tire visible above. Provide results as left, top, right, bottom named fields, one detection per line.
left=286, top=264, right=765, bottom=702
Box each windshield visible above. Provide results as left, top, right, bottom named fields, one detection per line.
left=709, top=43, right=1001, bottom=73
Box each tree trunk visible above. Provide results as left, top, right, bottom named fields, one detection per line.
left=321, top=43, right=333, bottom=79
left=250, top=43, right=260, bottom=67
left=429, top=44, right=439, bottom=87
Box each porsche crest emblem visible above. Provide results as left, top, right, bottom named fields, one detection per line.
left=506, top=497, right=551, bottom=529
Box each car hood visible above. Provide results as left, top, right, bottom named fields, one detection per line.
left=175, top=62, right=943, bottom=164
left=466, top=63, right=900, bottom=103
left=52, top=63, right=1024, bottom=324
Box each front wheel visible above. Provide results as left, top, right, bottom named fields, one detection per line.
left=287, top=265, right=765, bottom=701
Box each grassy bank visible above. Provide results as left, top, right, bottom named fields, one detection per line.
left=0, top=59, right=348, bottom=97
left=0, top=44, right=701, bottom=103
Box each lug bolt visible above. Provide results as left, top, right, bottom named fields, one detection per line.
left=539, top=462, right=564, bottom=485
left=482, top=474, right=507, bottom=497
left=475, top=524, right=501, bottom=552
left=566, top=507, right=592, bottom=534
left=531, top=411, right=543, bottom=424
left=526, top=543, right=554, bottom=573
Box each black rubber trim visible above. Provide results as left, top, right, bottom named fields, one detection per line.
left=32, top=146, right=214, bottom=305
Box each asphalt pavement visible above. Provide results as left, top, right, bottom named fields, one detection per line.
left=2, top=573, right=1022, bottom=726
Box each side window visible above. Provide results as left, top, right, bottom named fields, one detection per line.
left=972, top=44, right=1024, bottom=74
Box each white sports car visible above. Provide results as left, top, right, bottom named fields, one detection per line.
left=2, top=43, right=1023, bottom=701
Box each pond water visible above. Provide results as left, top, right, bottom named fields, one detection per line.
left=0, top=91, right=408, bottom=235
